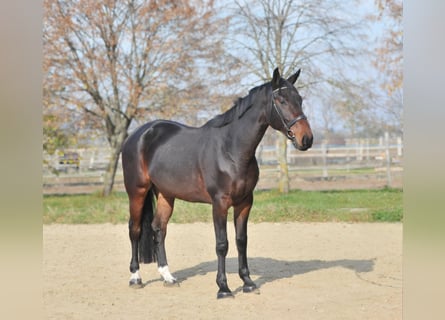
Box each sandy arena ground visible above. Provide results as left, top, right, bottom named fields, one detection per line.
left=43, top=222, right=402, bottom=319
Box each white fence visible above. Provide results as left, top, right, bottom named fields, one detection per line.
left=43, top=135, right=403, bottom=194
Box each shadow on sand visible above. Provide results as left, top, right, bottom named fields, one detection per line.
left=155, top=257, right=375, bottom=293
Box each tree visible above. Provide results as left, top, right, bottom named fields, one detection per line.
left=374, top=0, right=403, bottom=95
left=43, top=86, right=76, bottom=157
left=43, top=0, right=237, bottom=196
left=230, top=0, right=368, bottom=192
left=373, top=0, right=403, bottom=134
left=330, top=79, right=377, bottom=137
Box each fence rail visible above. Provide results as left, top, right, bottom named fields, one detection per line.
left=43, top=136, right=403, bottom=194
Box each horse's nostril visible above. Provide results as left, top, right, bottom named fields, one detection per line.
left=303, top=135, right=313, bottom=147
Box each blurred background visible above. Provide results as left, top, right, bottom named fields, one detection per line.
left=42, top=0, right=402, bottom=196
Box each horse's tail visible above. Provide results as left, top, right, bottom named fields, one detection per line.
left=139, top=188, right=157, bottom=264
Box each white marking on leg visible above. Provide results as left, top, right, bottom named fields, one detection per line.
left=158, top=265, right=176, bottom=283
left=130, top=270, right=141, bottom=281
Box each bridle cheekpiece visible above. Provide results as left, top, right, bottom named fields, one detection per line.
left=271, top=86, right=307, bottom=140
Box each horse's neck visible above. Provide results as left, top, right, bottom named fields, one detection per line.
left=225, top=98, right=269, bottom=160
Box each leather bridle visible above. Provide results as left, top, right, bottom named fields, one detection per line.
left=271, top=87, right=307, bottom=140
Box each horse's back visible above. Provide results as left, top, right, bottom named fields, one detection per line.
left=123, top=120, right=194, bottom=156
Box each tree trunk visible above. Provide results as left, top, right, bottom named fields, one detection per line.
left=102, top=130, right=128, bottom=197
left=277, top=133, right=289, bottom=193
left=102, top=147, right=120, bottom=197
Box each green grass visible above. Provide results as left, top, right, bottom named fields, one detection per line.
left=250, top=188, right=402, bottom=222
left=43, top=192, right=129, bottom=224
left=43, top=188, right=402, bottom=224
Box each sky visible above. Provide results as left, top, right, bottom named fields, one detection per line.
left=215, top=0, right=400, bottom=136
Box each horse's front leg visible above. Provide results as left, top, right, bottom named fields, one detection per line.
left=234, top=193, right=258, bottom=293
left=152, top=193, right=177, bottom=285
left=212, top=199, right=232, bottom=299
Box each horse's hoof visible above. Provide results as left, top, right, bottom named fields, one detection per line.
left=243, top=285, right=260, bottom=294
left=129, top=278, right=143, bottom=288
left=217, top=290, right=234, bottom=299
left=163, top=280, right=180, bottom=287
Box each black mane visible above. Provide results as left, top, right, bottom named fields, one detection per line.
left=204, top=98, right=244, bottom=128
left=205, top=83, right=268, bottom=128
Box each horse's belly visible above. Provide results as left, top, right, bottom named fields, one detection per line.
left=149, top=162, right=212, bottom=203
left=154, top=178, right=212, bottom=203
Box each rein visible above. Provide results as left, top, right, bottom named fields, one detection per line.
left=272, top=87, right=307, bottom=140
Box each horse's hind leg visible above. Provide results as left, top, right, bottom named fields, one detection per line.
left=152, top=192, right=177, bottom=285
left=234, top=193, right=258, bottom=293
left=128, top=187, right=150, bottom=288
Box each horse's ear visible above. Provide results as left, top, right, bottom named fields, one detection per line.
left=287, top=69, right=301, bottom=85
left=271, top=67, right=281, bottom=89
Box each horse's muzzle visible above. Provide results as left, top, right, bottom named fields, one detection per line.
left=292, top=134, right=313, bottom=151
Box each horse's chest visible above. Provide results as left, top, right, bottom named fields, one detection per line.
left=229, top=164, right=259, bottom=199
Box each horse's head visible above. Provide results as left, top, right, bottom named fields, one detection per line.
left=269, top=68, right=313, bottom=151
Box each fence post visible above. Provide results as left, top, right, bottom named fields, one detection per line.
left=322, top=141, right=328, bottom=179
left=397, top=136, right=402, bottom=157
left=385, top=132, right=392, bottom=187
left=357, top=139, right=363, bottom=161
left=365, top=138, right=370, bottom=162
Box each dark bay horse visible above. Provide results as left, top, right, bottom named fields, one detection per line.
left=121, top=68, right=313, bottom=298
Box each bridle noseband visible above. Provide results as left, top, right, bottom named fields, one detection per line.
left=272, top=87, right=307, bottom=140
